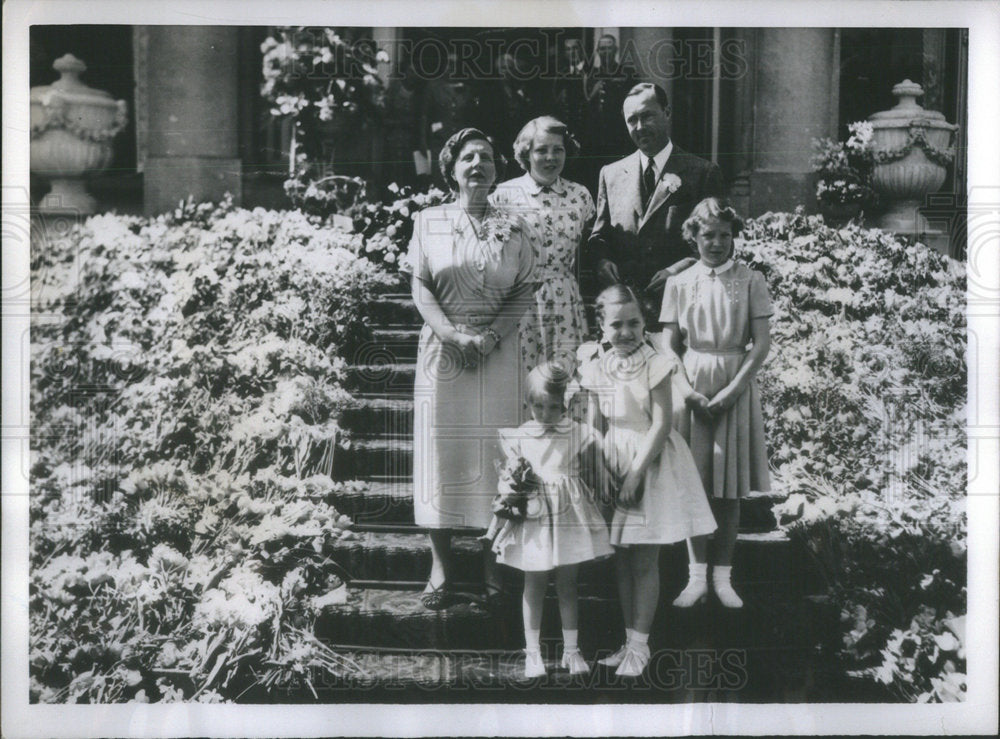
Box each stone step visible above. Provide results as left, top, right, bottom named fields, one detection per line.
left=344, top=364, right=416, bottom=397
left=359, top=328, right=420, bottom=364
left=326, top=528, right=811, bottom=594
left=329, top=480, right=783, bottom=534
left=333, top=438, right=412, bottom=481
left=313, top=583, right=835, bottom=654
left=339, top=397, right=414, bottom=436
left=264, top=620, right=856, bottom=702
left=366, top=294, right=422, bottom=325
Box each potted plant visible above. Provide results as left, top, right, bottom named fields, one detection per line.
left=261, top=27, right=388, bottom=214
left=811, top=121, right=877, bottom=225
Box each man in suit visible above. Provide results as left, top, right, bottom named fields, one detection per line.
left=587, top=82, right=725, bottom=320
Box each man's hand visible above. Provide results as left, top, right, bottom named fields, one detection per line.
left=645, top=257, right=698, bottom=294
left=597, top=259, right=620, bottom=286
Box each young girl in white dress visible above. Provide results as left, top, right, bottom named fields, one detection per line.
left=575, top=286, right=717, bottom=677
left=493, top=362, right=614, bottom=678
left=660, top=198, right=773, bottom=609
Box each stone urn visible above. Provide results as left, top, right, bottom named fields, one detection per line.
left=30, top=54, right=128, bottom=214
left=868, top=79, right=958, bottom=236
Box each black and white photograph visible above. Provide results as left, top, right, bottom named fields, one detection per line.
left=3, top=0, right=998, bottom=736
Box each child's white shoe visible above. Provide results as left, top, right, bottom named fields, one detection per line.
left=597, top=643, right=629, bottom=667
left=673, top=562, right=709, bottom=607
left=672, top=579, right=709, bottom=607
left=712, top=566, right=744, bottom=609
left=524, top=650, right=547, bottom=678
left=561, top=648, right=590, bottom=675
left=615, top=643, right=650, bottom=678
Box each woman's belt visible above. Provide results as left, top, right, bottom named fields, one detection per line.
left=447, top=312, right=494, bottom=327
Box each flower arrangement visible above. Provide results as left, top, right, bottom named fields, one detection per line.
left=261, top=27, right=388, bottom=213
left=354, top=183, right=450, bottom=268
left=480, top=456, right=541, bottom=548
left=811, top=121, right=877, bottom=208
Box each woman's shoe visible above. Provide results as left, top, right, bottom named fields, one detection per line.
left=524, top=650, right=547, bottom=679
left=482, top=583, right=505, bottom=613
left=615, top=643, right=650, bottom=678
left=672, top=579, right=709, bottom=608
left=597, top=643, right=629, bottom=668
left=561, top=649, right=590, bottom=676
left=420, top=579, right=451, bottom=610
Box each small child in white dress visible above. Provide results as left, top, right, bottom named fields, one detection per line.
left=493, top=362, right=614, bottom=678
left=575, top=285, right=717, bottom=677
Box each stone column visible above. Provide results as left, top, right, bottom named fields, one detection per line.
left=747, top=28, right=838, bottom=215
left=142, top=26, right=242, bottom=215
left=623, top=27, right=674, bottom=106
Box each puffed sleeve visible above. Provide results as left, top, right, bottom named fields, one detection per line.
left=749, top=269, right=773, bottom=319
left=575, top=342, right=601, bottom=391
left=497, top=426, right=520, bottom=462
left=399, top=210, right=431, bottom=282
left=646, top=347, right=679, bottom=390
left=659, top=275, right=680, bottom=325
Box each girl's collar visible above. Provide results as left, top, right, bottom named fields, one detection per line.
left=599, top=338, right=654, bottom=358
left=522, top=417, right=573, bottom=436
left=694, top=258, right=735, bottom=276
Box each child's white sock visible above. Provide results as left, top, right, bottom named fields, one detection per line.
left=712, top=565, right=743, bottom=608
left=630, top=631, right=649, bottom=648
left=525, top=628, right=541, bottom=653
left=625, top=627, right=635, bottom=645
left=562, top=629, right=579, bottom=652
left=673, top=562, right=709, bottom=607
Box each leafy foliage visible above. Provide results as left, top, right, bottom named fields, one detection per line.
left=30, top=199, right=392, bottom=702
left=742, top=209, right=967, bottom=701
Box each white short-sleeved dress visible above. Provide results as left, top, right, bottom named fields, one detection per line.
left=400, top=204, right=537, bottom=529
left=660, top=260, right=772, bottom=499
left=576, top=341, right=718, bottom=546
left=492, top=418, right=614, bottom=571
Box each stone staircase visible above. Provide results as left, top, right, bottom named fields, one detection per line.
left=310, top=284, right=844, bottom=703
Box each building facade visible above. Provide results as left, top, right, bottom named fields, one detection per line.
left=29, top=25, right=968, bottom=252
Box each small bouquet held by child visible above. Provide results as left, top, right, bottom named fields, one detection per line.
left=479, top=455, right=541, bottom=550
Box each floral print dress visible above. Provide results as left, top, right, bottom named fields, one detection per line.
left=491, top=174, right=595, bottom=378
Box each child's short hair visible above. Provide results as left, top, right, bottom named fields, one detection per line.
left=594, top=284, right=644, bottom=326
left=526, top=361, right=571, bottom=404
left=682, top=197, right=744, bottom=246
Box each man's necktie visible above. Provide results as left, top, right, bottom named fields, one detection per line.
left=642, top=159, right=656, bottom=210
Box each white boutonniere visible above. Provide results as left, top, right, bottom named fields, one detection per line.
left=662, top=173, right=682, bottom=196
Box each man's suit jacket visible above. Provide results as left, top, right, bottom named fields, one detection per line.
left=587, top=145, right=725, bottom=293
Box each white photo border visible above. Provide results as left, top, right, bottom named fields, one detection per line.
left=3, top=0, right=998, bottom=736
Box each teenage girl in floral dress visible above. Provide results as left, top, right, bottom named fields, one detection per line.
left=491, top=116, right=595, bottom=379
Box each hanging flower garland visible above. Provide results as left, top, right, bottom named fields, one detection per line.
left=872, top=120, right=957, bottom=167
left=30, top=94, right=129, bottom=143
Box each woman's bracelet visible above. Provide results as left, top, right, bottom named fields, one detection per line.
left=483, top=327, right=502, bottom=348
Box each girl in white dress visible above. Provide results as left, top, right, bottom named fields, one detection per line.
left=576, top=285, right=717, bottom=677
left=660, top=198, right=773, bottom=609
left=494, top=362, right=614, bottom=678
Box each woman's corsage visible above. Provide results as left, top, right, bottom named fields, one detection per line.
left=469, top=208, right=519, bottom=270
